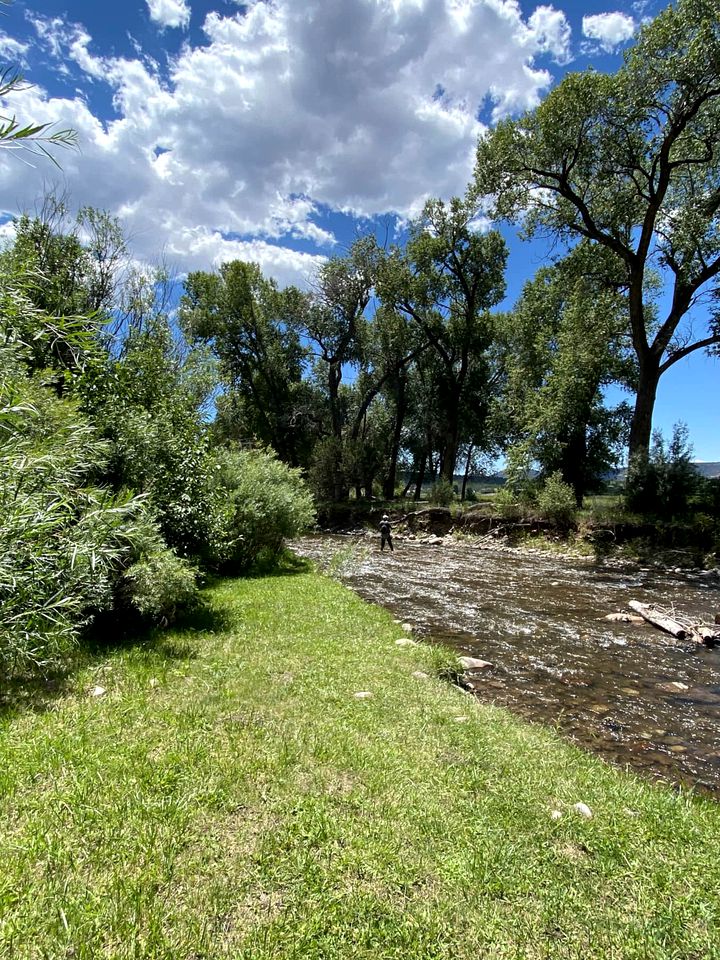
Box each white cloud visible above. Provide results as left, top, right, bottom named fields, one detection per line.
left=582, top=11, right=635, bottom=53
left=3, top=0, right=573, bottom=285
left=526, top=6, right=572, bottom=64
left=146, top=0, right=191, bottom=31
left=0, top=33, right=29, bottom=63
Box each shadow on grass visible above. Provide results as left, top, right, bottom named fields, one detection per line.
left=0, top=595, right=232, bottom=721
left=0, top=556, right=312, bottom=720
left=243, top=550, right=313, bottom=580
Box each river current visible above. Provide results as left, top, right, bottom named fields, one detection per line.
left=293, top=532, right=720, bottom=796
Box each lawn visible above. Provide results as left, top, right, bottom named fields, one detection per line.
left=1, top=560, right=719, bottom=959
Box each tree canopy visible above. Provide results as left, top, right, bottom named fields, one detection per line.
left=474, top=0, right=720, bottom=466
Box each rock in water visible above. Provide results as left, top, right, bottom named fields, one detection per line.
left=457, top=656, right=494, bottom=671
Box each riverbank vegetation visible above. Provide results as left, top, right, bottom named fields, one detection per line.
left=3, top=0, right=720, bottom=681
left=2, top=569, right=720, bottom=959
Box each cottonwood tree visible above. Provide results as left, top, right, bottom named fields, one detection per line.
left=502, top=246, right=634, bottom=504
left=474, top=0, right=720, bottom=470
left=378, top=196, right=507, bottom=483
left=180, top=261, right=311, bottom=465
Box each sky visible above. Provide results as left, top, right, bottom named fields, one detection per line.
left=0, top=0, right=717, bottom=460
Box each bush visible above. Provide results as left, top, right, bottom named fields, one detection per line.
left=123, top=550, right=199, bottom=624
left=493, top=485, right=523, bottom=520
left=625, top=424, right=698, bottom=518
left=212, top=446, right=316, bottom=572
left=537, top=471, right=577, bottom=527
left=429, top=478, right=454, bottom=506
left=0, top=344, right=150, bottom=674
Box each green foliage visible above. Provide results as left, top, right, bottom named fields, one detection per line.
left=626, top=424, right=699, bottom=518
left=493, top=485, right=524, bottom=521
left=307, top=435, right=347, bottom=503
left=501, top=246, right=633, bottom=504
left=474, top=0, right=720, bottom=463
left=180, top=260, right=312, bottom=465
left=0, top=342, right=149, bottom=674
left=122, top=551, right=199, bottom=624
left=212, top=446, right=316, bottom=572
left=377, top=197, right=508, bottom=482
left=82, top=315, right=224, bottom=565
left=536, top=471, right=578, bottom=527
left=428, top=478, right=454, bottom=506
left=0, top=67, right=77, bottom=163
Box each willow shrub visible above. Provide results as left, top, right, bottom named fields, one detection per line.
left=537, top=471, right=577, bottom=527
left=212, top=446, right=316, bottom=573
left=0, top=344, right=199, bottom=676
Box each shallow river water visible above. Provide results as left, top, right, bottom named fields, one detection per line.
left=293, top=533, right=720, bottom=796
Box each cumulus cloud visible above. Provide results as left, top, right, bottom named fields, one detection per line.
left=4, top=0, right=573, bottom=285
left=582, top=11, right=635, bottom=53
left=0, top=33, right=29, bottom=62
left=146, top=0, right=191, bottom=31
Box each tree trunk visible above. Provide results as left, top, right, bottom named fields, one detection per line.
left=560, top=428, right=588, bottom=507
left=328, top=361, right=343, bottom=439
left=439, top=388, right=461, bottom=483
left=628, top=356, right=660, bottom=469
left=413, top=453, right=426, bottom=500
left=383, top=374, right=407, bottom=500
left=461, top=444, right=474, bottom=501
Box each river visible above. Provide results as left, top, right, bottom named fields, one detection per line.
left=293, top=532, right=720, bottom=796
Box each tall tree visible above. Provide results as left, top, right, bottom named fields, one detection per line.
left=502, top=247, right=633, bottom=504
left=378, top=197, right=507, bottom=482
left=180, top=261, right=310, bottom=465
left=474, top=0, right=720, bottom=468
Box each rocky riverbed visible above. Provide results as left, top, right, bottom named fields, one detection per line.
left=293, top=530, right=720, bottom=796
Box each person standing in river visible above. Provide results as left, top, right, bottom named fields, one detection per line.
left=379, top=514, right=394, bottom=552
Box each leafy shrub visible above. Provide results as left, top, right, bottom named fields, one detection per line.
left=82, top=318, right=225, bottom=566
left=306, top=436, right=346, bottom=502
left=625, top=424, right=698, bottom=518
left=429, top=478, right=454, bottom=506
left=212, top=446, right=316, bottom=572
left=537, top=471, right=577, bottom=526
left=122, top=550, right=199, bottom=623
left=0, top=344, right=149, bottom=674
left=493, top=485, right=523, bottom=520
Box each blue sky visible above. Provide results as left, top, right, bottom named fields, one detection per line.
left=0, top=0, right=717, bottom=459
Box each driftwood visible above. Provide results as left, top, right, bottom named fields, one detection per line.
left=628, top=601, right=689, bottom=639
left=628, top=600, right=720, bottom=647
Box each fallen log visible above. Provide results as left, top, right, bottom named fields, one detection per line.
left=628, top=601, right=690, bottom=640
left=697, top=625, right=720, bottom=646
left=627, top=601, right=720, bottom=646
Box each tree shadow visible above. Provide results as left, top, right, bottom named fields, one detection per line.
left=0, top=596, right=231, bottom=721
left=243, top=550, right=313, bottom=580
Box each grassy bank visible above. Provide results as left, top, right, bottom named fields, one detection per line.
left=2, top=563, right=720, bottom=959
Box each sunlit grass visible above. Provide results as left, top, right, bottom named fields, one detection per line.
left=1, top=565, right=719, bottom=958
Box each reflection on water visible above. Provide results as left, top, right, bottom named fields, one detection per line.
left=293, top=533, right=720, bottom=795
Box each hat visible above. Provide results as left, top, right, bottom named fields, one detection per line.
left=382, top=514, right=389, bottom=520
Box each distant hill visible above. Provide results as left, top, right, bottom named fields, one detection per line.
left=695, top=462, right=720, bottom=478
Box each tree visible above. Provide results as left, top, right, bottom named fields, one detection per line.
left=502, top=246, right=633, bottom=504
left=180, top=261, right=311, bottom=465
left=378, top=197, right=507, bottom=482
left=474, top=0, right=720, bottom=469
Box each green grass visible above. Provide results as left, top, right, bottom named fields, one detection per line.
left=2, top=563, right=720, bottom=959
